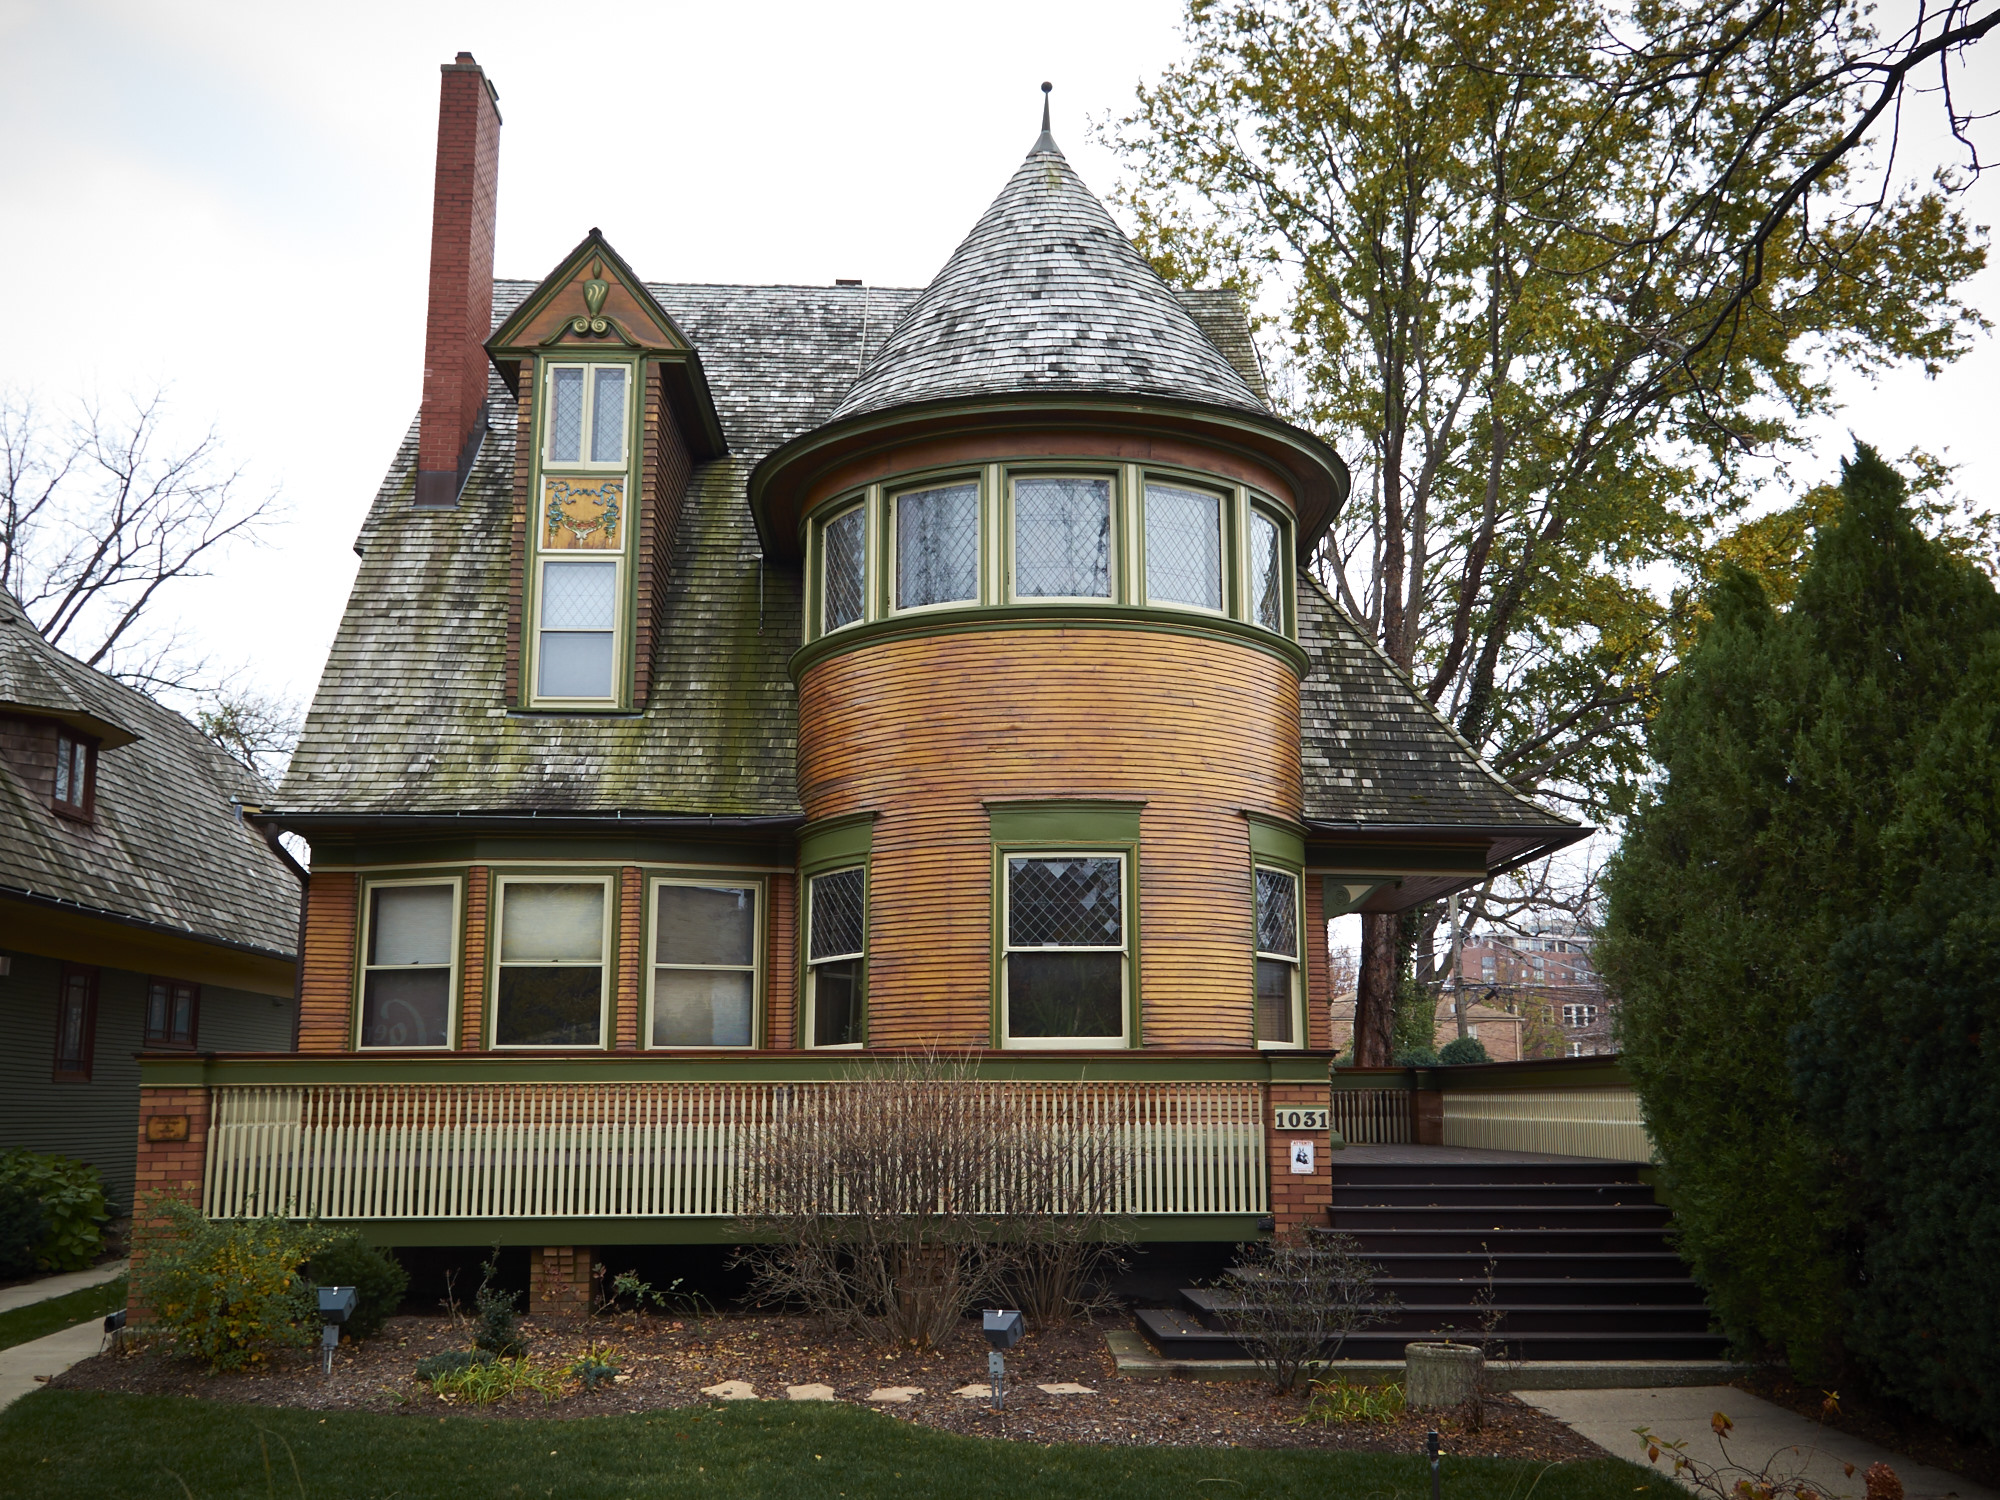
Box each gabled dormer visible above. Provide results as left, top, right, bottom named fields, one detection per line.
left=485, top=232, right=727, bottom=711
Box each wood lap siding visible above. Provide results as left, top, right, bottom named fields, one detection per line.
left=617, top=866, right=643, bottom=1049
left=459, top=866, right=489, bottom=1050
left=296, top=873, right=359, bottom=1051
left=796, top=629, right=1301, bottom=1051
left=766, top=872, right=796, bottom=1049
left=1305, top=874, right=1332, bottom=1049
left=635, top=365, right=693, bottom=707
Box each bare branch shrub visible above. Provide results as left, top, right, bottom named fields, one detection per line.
left=1215, top=1228, right=1398, bottom=1393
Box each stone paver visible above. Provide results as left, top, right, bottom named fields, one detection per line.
left=953, top=1383, right=993, bottom=1398
left=1521, top=1385, right=1993, bottom=1500
left=0, top=1320, right=108, bottom=1411
left=867, top=1386, right=924, bottom=1403
left=1038, top=1382, right=1095, bottom=1395
left=786, top=1384, right=836, bottom=1401
left=699, top=1379, right=757, bottom=1400
left=0, top=1260, right=128, bottom=1316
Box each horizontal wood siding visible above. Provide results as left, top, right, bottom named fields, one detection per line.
left=459, top=867, right=489, bottom=1051
left=616, top=866, right=642, bottom=1050
left=797, top=628, right=1301, bottom=1050
left=766, top=872, right=796, bottom=1049
left=297, top=873, right=359, bottom=1051
left=1305, top=873, right=1331, bottom=1049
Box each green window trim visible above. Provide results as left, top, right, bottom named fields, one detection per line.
left=353, top=871, right=467, bottom=1052
left=985, top=798, right=1145, bottom=845
left=1244, top=812, right=1307, bottom=868
left=799, top=811, right=876, bottom=872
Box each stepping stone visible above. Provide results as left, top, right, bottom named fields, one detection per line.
left=700, top=1380, right=756, bottom=1400
left=1038, top=1383, right=1096, bottom=1395
left=866, top=1386, right=924, bottom=1403
left=953, top=1383, right=994, bottom=1398
left=786, top=1384, right=837, bottom=1401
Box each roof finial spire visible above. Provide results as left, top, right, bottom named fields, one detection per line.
left=1033, top=81, right=1061, bottom=155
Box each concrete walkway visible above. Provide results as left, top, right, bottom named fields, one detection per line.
left=0, top=1259, right=127, bottom=1315
left=1522, top=1385, right=1994, bottom=1500
left=0, top=1320, right=108, bottom=1411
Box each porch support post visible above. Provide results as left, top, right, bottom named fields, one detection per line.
left=131, top=1061, right=214, bottom=1320
left=529, top=1246, right=596, bottom=1315
left=1265, top=1055, right=1335, bottom=1235
left=1411, top=1066, right=1444, bottom=1145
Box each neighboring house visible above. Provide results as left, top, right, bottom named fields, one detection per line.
left=1322, top=988, right=1526, bottom=1061
left=0, top=588, right=301, bottom=1215
left=1455, top=922, right=1614, bottom=1057
left=135, top=56, right=1583, bottom=1304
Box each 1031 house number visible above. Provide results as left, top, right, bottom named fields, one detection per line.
left=1272, top=1106, right=1329, bottom=1131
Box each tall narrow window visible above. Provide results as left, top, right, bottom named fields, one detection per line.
left=822, top=505, right=866, bottom=632
left=537, top=558, right=618, bottom=700
left=1013, top=477, right=1112, bottom=599
left=651, top=882, right=757, bottom=1048
left=495, top=880, right=607, bottom=1047
left=53, top=965, right=96, bottom=1081
left=545, top=364, right=628, bottom=466
left=894, top=481, right=979, bottom=610
left=1004, top=854, right=1126, bottom=1046
left=145, top=979, right=199, bottom=1048
left=807, top=867, right=866, bottom=1047
left=52, top=729, right=93, bottom=817
left=360, top=883, right=455, bottom=1048
left=1145, top=482, right=1223, bottom=611
left=1254, top=867, right=1300, bottom=1047
left=1249, top=507, right=1286, bottom=633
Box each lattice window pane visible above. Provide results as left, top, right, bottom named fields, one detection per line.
left=541, top=560, right=617, bottom=629
left=810, top=867, right=866, bottom=961
left=1256, top=868, right=1298, bottom=958
left=1008, top=857, right=1122, bottom=947
left=1014, top=477, right=1111, bottom=598
left=1145, top=483, right=1222, bottom=609
left=896, top=482, right=979, bottom=608
left=822, top=507, right=866, bottom=630
left=550, top=367, right=584, bottom=463
left=590, top=366, right=627, bottom=463
left=1251, top=509, right=1284, bottom=631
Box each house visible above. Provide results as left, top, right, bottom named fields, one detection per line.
left=1455, top=921, right=1613, bottom=1057
left=0, top=587, right=300, bottom=1218
left=133, top=55, right=1582, bottom=1307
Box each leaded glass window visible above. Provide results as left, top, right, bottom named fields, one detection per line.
left=895, top=481, right=979, bottom=610
left=822, top=505, right=866, bottom=632
left=1145, top=482, right=1223, bottom=610
left=146, top=979, right=198, bottom=1048
left=590, top=367, right=627, bottom=463
left=808, top=867, right=866, bottom=1047
left=1250, top=507, right=1286, bottom=633
left=361, top=883, right=454, bottom=1048
left=1254, top=867, right=1299, bottom=1046
left=545, top=364, right=628, bottom=466
left=494, top=880, right=607, bottom=1047
left=1004, top=854, right=1125, bottom=1044
left=1013, top=477, right=1111, bottom=599
left=537, top=558, right=618, bottom=699
left=651, top=882, right=757, bottom=1048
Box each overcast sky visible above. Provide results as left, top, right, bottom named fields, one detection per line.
left=2, top=0, right=1994, bottom=816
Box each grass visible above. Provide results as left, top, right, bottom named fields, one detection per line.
left=0, top=1389, right=1666, bottom=1500
left=0, top=1274, right=126, bottom=1353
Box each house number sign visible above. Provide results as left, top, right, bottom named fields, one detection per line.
left=1272, top=1106, right=1328, bottom=1132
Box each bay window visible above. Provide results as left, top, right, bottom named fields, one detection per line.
left=546, top=363, right=629, bottom=467
left=806, top=866, right=866, bottom=1047
left=1012, top=476, right=1111, bottom=599
left=359, top=881, right=456, bottom=1048
left=1254, top=866, right=1301, bottom=1047
left=650, top=880, right=758, bottom=1048
left=494, top=878, right=609, bottom=1047
left=1003, top=853, right=1127, bottom=1046
left=535, top=558, right=619, bottom=701
left=893, top=480, right=979, bottom=610
left=1144, top=481, right=1223, bottom=612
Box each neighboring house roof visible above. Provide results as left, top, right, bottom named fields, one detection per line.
left=0, top=588, right=300, bottom=958
left=827, top=140, right=1266, bottom=425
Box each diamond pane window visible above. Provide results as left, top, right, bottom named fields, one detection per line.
left=808, top=867, right=866, bottom=1048
left=1145, top=483, right=1222, bottom=610
left=1255, top=869, right=1298, bottom=958
left=652, top=882, right=757, bottom=1047
left=822, top=506, right=866, bottom=631
left=810, top=867, right=866, bottom=961
left=589, top=367, right=627, bottom=463
left=495, top=880, right=606, bottom=1046
left=1254, top=866, right=1299, bottom=1046
left=361, top=883, right=454, bottom=1048
left=1008, top=857, right=1123, bottom=948
left=1013, top=477, right=1111, bottom=599
left=546, top=364, right=627, bottom=467
left=550, top=368, right=585, bottom=463
left=537, top=559, right=617, bottom=699
left=1005, top=855, right=1125, bottom=1043
left=895, top=482, right=979, bottom=609
left=1250, top=508, right=1285, bottom=632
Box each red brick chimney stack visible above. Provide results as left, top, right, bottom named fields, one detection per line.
left=416, top=51, right=502, bottom=508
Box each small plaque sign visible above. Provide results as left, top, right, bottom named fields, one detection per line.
left=1289, top=1139, right=1316, bottom=1174
left=145, top=1114, right=190, bottom=1143
left=1272, top=1105, right=1328, bottom=1132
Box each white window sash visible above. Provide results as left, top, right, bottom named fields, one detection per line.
left=357, top=877, right=462, bottom=1051
left=645, top=877, right=762, bottom=1051
left=490, top=876, right=613, bottom=1050
left=531, top=554, right=623, bottom=705
left=543, top=362, right=632, bottom=470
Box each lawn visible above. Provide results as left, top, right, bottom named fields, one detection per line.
left=0, top=1274, right=126, bottom=1353
left=0, top=1389, right=1663, bottom=1500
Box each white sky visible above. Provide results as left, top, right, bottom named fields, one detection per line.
left=2, top=0, right=1994, bottom=900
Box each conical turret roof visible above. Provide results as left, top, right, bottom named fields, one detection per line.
left=828, top=132, right=1266, bottom=422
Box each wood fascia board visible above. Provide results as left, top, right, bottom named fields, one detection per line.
left=0, top=890, right=295, bottom=997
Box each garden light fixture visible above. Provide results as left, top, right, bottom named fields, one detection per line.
left=982, top=1309, right=1024, bottom=1409
left=317, top=1285, right=356, bottom=1375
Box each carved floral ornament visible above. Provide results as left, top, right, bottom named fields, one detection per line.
left=570, top=260, right=613, bottom=337
left=544, top=476, right=623, bottom=549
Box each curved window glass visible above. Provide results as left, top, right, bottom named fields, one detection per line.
left=1145, top=482, right=1223, bottom=611
left=822, top=504, right=867, bottom=631
left=1013, top=477, right=1111, bottom=599
left=1250, top=507, right=1286, bottom=633
left=895, top=481, right=979, bottom=610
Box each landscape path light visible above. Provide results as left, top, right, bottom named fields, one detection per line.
left=982, top=1309, right=1024, bottom=1410
left=317, top=1285, right=356, bottom=1375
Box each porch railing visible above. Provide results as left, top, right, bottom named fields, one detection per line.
left=202, top=1079, right=1268, bottom=1221
left=1327, top=1088, right=1413, bottom=1145
left=1441, top=1087, right=1650, bottom=1162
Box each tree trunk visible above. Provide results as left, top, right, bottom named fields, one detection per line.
left=1355, top=912, right=1399, bottom=1066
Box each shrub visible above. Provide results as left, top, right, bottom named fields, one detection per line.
left=1438, top=1036, right=1491, bottom=1066
left=0, top=1182, right=49, bottom=1280
left=1300, top=1376, right=1406, bottom=1424
left=1392, top=1046, right=1440, bottom=1067
left=1214, top=1228, right=1397, bottom=1393
left=568, top=1343, right=622, bottom=1390
left=426, top=1355, right=565, bottom=1406
left=307, top=1235, right=409, bottom=1341
left=0, top=1150, right=107, bottom=1271
left=414, top=1349, right=494, bottom=1381
left=134, top=1198, right=335, bottom=1370
left=472, top=1252, right=527, bottom=1358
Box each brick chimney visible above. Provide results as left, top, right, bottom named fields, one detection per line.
left=415, top=52, right=502, bottom=508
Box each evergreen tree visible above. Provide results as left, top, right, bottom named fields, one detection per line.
left=1601, top=445, right=2000, bottom=1377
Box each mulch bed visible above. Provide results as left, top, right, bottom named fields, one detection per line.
left=1732, top=1370, right=1999, bottom=1490
left=52, top=1311, right=1608, bottom=1459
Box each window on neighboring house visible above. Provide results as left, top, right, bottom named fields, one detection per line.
left=145, top=979, right=199, bottom=1048
left=894, top=481, right=979, bottom=611
left=535, top=557, right=619, bottom=701
left=807, top=867, right=866, bottom=1047
left=52, top=728, right=94, bottom=817
left=1562, top=1003, right=1598, bottom=1029
left=1249, top=506, right=1287, bottom=633
left=1254, top=866, right=1300, bottom=1047
left=1480, top=955, right=1496, bottom=976
left=1003, top=853, right=1126, bottom=1047
left=1568, top=1041, right=1584, bottom=1057
left=494, top=879, right=609, bottom=1047
left=1013, top=477, right=1112, bottom=600
left=821, top=504, right=867, bottom=632
left=546, top=364, right=629, bottom=467
left=53, top=965, right=96, bottom=1081
left=1144, top=481, right=1223, bottom=612
left=360, top=882, right=456, bottom=1048
left=651, top=881, right=758, bottom=1048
